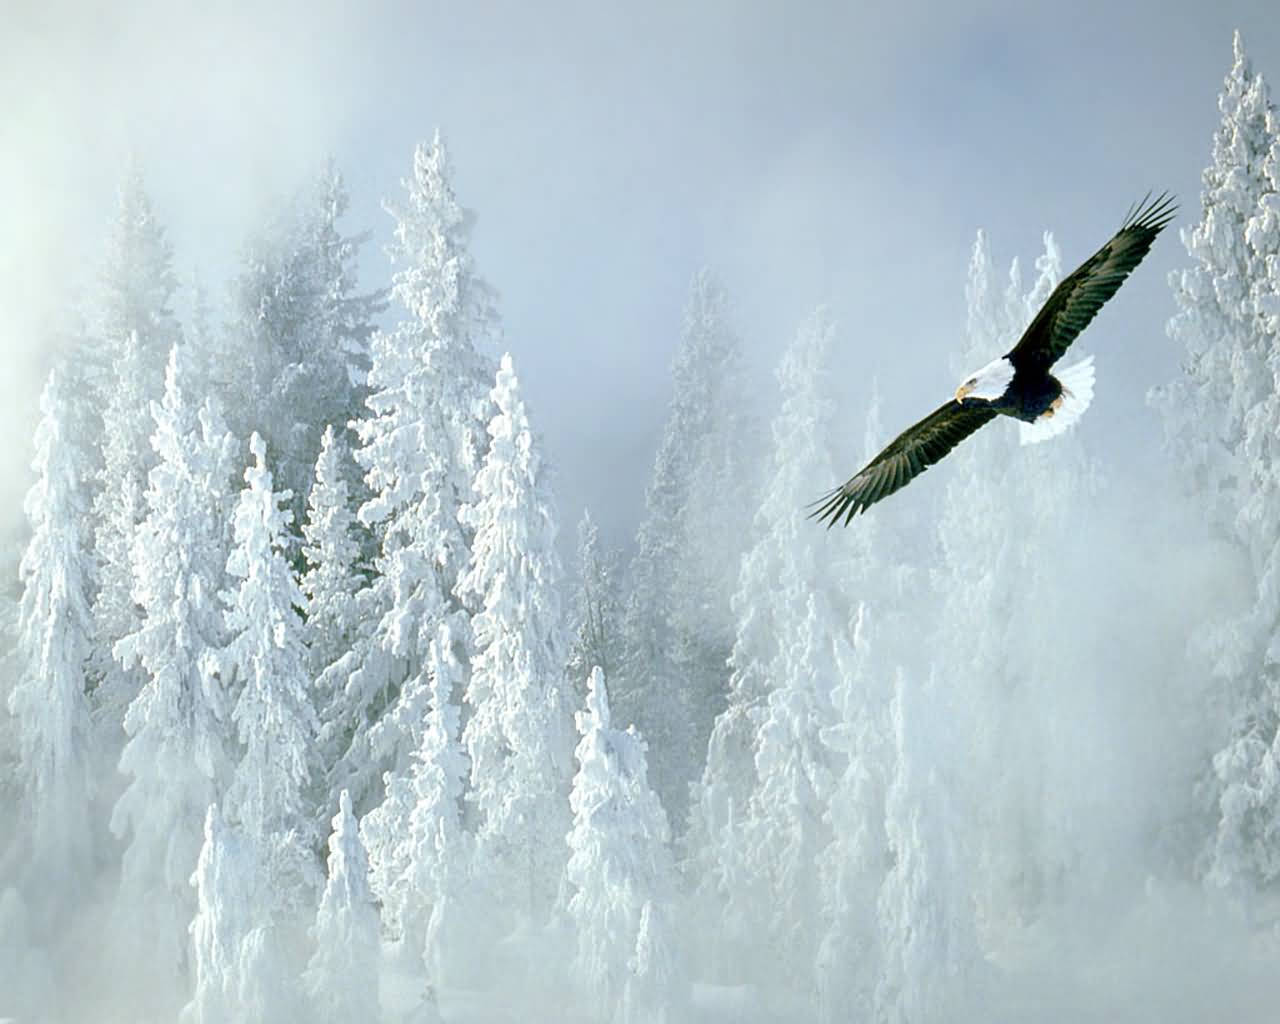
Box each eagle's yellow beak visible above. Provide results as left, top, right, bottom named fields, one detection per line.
left=955, top=381, right=974, bottom=403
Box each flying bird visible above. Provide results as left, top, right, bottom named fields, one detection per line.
left=810, top=192, right=1175, bottom=527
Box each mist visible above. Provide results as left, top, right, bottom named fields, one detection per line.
left=4, top=2, right=1280, bottom=1022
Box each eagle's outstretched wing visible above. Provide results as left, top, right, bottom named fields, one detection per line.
left=1005, top=192, right=1176, bottom=373
left=809, top=400, right=997, bottom=526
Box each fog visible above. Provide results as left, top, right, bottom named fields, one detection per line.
left=4, top=1, right=1280, bottom=1021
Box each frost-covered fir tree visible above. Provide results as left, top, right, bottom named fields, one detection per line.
left=182, top=804, right=294, bottom=1024
left=335, top=131, right=497, bottom=812
left=619, top=270, right=756, bottom=826
left=301, top=425, right=371, bottom=804
left=1156, top=36, right=1280, bottom=891
left=567, top=508, right=624, bottom=696
left=304, top=790, right=380, bottom=1024
left=112, top=345, right=240, bottom=962
left=689, top=309, right=866, bottom=991
left=874, top=669, right=978, bottom=1024
left=221, top=433, right=320, bottom=909
left=565, top=667, right=683, bottom=1021
left=230, top=163, right=384, bottom=515
left=91, top=168, right=183, bottom=723
left=815, top=603, right=889, bottom=1023
left=90, top=332, right=151, bottom=727
left=1155, top=32, right=1276, bottom=532
left=458, top=353, right=573, bottom=922
left=8, top=366, right=96, bottom=900
left=301, top=425, right=364, bottom=680
left=361, top=620, right=472, bottom=985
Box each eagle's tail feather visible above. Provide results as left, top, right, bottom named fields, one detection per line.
left=1019, top=355, right=1095, bottom=445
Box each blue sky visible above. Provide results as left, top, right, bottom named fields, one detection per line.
left=3, top=0, right=1279, bottom=547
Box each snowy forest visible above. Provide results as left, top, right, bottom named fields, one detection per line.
left=6, top=26, right=1280, bottom=1024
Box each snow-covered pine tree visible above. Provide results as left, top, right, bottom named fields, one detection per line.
left=1155, top=31, right=1276, bottom=532
left=112, top=345, right=240, bottom=964
left=91, top=168, right=184, bottom=726
left=221, top=433, right=320, bottom=911
left=874, top=668, right=978, bottom=1024
left=8, top=366, right=96, bottom=902
left=1155, top=36, right=1280, bottom=892
left=688, top=308, right=865, bottom=993
left=230, top=163, right=384, bottom=518
left=302, top=425, right=364, bottom=680
left=304, top=790, right=380, bottom=1024
left=360, top=620, right=471, bottom=985
left=91, top=331, right=150, bottom=729
left=301, top=425, right=371, bottom=808
left=618, top=270, right=756, bottom=827
left=567, top=508, right=623, bottom=697
left=333, top=131, right=497, bottom=813
left=182, top=804, right=293, bottom=1024
left=565, top=667, right=682, bottom=1021
left=458, top=353, right=573, bottom=924
left=815, top=603, right=888, bottom=1023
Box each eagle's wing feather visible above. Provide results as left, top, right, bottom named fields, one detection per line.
left=1005, top=192, right=1176, bottom=372
left=810, top=400, right=997, bottom=526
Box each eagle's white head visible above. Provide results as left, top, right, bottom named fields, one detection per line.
left=955, top=356, right=1015, bottom=403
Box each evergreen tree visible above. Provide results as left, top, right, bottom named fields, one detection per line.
left=689, top=308, right=867, bottom=991
left=334, top=131, right=497, bottom=812
left=91, top=331, right=150, bottom=728
left=8, top=366, right=96, bottom=900
left=182, top=804, right=294, bottom=1024
left=874, top=669, right=977, bottom=1024
left=1155, top=31, right=1276, bottom=532
left=619, top=270, right=756, bottom=826
left=360, top=620, right=471, bottom=985
left=230, top=163, right=384, bottom=516
left=221, top=433, right=320, bottom=909
left=815, top=604, right=888, bottom=1023
left=1169, top=40, right=1280, bottom=892
left=567, top=508, right=623, bottom=696
left=91, top=167, right=184, bottom=728
left=304, top=790, right=381, bottom=1024
left=111, top=345, right=240, bottom=963
left=565, top=667, right=682, bottom=1021
left=301, top=425, right=364, bottom=680
left=458, top=353, right=573, bottom=923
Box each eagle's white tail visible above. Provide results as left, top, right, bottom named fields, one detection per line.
left=1019, top=355, right=1095, bottom=446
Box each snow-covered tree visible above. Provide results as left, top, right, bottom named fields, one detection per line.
left=7, top=366, right=96, bottom=901
left=689, top=308, right=868, bottom=992
left=221, top=433, right=320, bottom=909
left=91, top=331, right=151, bottom=729
left=361, top=620, right=471, bottom=984
left=301, top=425, right=364, bottom=680
left=182, top=804, right=294, bottom=1024
left=333, top=131, right=497, bottom=811
left=459, top=353, right=573, bottom=922
left=304, top=790, right=380, bottom=1024
left=1149, top=33, right=1280, bottom=893
left=619, top=270, right=756, bottom=826
left=97, top=162, right=181, bottom=379
left=567, top=508, right=623, bottom=696
left=565, top=667, right=683, bottom=1021
left=874, top=669, right=977, bottom=1024
left=815, top=603, right=888, bottom=1023
left=91, top=168, right=184, bottom=726
left=1155, top=31, right=1276, bottom=531
left=230, top=163, right=384, bottom=515
left=112, top=345, right=240, bottom=962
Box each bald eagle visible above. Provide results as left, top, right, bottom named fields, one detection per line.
left=811, top=192, right=1175, bottom=527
